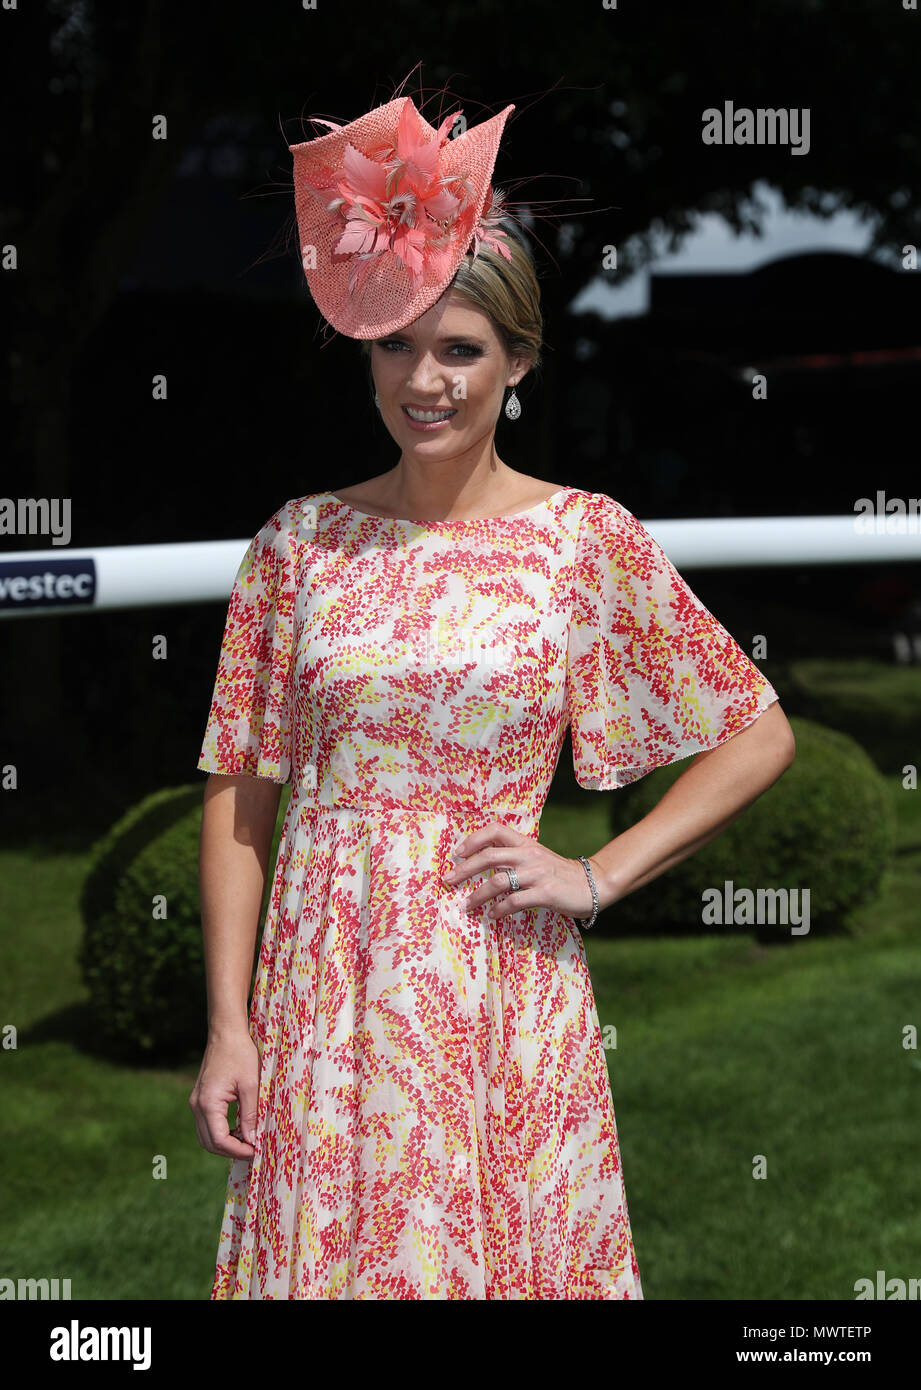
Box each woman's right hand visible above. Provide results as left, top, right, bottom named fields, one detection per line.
left=189, top=1029, right=261, bottom=1160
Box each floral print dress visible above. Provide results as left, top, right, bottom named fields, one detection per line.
left=197, top=485, right=778, bottom=1299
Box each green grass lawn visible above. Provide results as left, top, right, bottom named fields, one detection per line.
left=1, top=777, right=918, bottom=1300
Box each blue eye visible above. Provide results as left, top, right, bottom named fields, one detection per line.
left=376, top=340, right=482, bottom=357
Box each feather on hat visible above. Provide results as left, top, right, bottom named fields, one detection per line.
left=289, top=96, right=515, bottom=339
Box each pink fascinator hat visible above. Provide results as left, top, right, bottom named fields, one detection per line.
left=289, top=96, right=515, bottom=339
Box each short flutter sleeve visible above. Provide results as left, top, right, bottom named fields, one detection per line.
left=567, top=493, right=779, bottom=790
left=197, top=508, right=296, bottom=785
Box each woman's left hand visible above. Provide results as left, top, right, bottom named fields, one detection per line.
left=442, top=821, right=606, bottom=921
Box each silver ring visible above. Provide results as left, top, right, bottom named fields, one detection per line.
left=504, top=867, right=520, bottom=892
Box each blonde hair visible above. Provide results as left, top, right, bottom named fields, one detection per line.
left=359, top=221, right=543, bottom=376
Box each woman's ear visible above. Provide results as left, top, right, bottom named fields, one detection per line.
left=508, top=353, right=534, bottom=388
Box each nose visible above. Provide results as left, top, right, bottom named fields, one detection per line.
left=405, top=352, right=447, bottom=396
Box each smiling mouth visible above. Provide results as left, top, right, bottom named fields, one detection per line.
left=402, top=405, right=457, bottom=423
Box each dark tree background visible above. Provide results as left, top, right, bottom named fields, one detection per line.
left=2, top=0, right=920, bottom=838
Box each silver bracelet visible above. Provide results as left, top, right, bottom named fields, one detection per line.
left=577, top=856, right=600, bottom=929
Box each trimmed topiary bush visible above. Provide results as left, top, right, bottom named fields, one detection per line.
left=597, top=716, right=895, bottom=941
left=79, top=785, right=209, bottom=1060
left=79, top=782, right=291, bottom=1060
left=786, top=660, right=921, bottom=778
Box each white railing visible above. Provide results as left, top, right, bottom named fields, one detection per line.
left=0, top=516, right=918, bottom=618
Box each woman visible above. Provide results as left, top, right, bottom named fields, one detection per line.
left=189, top=91, right=795, bottom=1300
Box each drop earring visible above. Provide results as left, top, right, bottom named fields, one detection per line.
left=374, top=393, right=381, bottom=410
left=504, top=387, right=521, bottom=420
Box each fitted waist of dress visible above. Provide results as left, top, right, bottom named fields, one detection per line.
left=287, top=785, right=540, bottom=837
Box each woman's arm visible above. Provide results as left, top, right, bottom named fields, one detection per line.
left=189, top=772, right=281, bottom=1158
left=199, top=772, right=281, bottom=1032
left=589, top=701, right=796, bottom=908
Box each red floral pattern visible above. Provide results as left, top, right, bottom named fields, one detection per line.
left=198, top=486, right=778, bottom=1299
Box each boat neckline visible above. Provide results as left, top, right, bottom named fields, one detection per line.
left=324, top=486, right=572, bottom=525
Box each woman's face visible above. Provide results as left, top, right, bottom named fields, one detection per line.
left=369, top=290, right=529, bottom=460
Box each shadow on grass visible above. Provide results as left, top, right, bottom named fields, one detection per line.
left=19, top=999, right=208, bottom=1071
